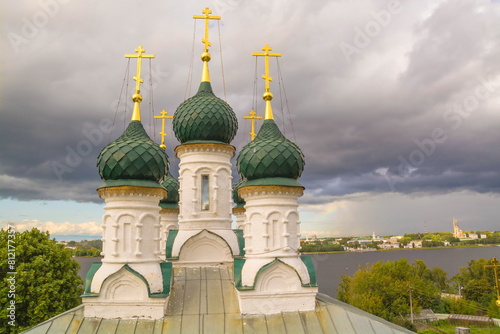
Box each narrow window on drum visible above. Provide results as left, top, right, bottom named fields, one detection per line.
left=201, top=174, right=209, bottom=210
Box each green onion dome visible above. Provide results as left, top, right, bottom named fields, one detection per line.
left=97, top=121, right=169, bottom=184
left=173, top=82, right=238, bottom=144
left=159, top=171, right=179, bottom=209
left=232, top=179, right=246, bottom=209
left=237, top=119, right=304, bottom=181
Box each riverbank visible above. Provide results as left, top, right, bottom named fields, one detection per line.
left=301, top=243, right=500, bottom=255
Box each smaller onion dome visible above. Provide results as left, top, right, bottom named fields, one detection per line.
left=232, top=179, right=246, bottom=209
left=237, top=119, right=304, bottom=181
left=173, top=82, right=238, bottom=144
left=159, top=171, right=179, bottom=209
left=97, top=121, right=169, bottom=185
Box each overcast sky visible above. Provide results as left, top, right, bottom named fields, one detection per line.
left=1, top=0, right=500, bottom=238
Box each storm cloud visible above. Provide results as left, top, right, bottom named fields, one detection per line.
left=2, top=1, right=500, bottom=234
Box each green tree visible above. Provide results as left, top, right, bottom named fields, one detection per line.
left=399, top=237, right=411, bottom=247
left=337, top=259, right=442, bottom=323
left=442, top=297, right=479, bottom=315
left=0, top=228, right=83, bottom=333
left=452, top=258, right=497, bottom=316
left=76, top=239, right=102, bottom=250
left=463, top=278, right=493, bottom=303
left=422, top=240, right=444, bottom=247
left=487, top=298, right=500, bottom=318
left=430, top=267, right=449, bottom=292
left=404, top=233, right=423, bottom=240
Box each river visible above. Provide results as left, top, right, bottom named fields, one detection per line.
left=74, top=246, right=500, bottom=297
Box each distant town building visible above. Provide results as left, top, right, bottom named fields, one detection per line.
left=380, top=241, right=399, bottom=250
left=453, top=217, right=465, bottom=238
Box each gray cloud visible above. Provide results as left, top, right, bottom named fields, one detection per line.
left=2, top=0, right=500, bottom=213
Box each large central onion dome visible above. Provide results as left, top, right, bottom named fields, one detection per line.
left=97, top=121, right=169, bottom=184
left=237, top=119, right=304, bottom=181
left=173, top=82, right=238, bottom=144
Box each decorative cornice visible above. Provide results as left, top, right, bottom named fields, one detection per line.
left=98, top=186, right=167, bottom=199
left=232, top=207, right=246, bottom=214
left=238, top=185, right=303, bottom=198
left=175, top=143, right=235, bottom=157
left=160, top=208, right=180, bottom=215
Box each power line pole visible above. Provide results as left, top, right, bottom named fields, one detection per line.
left=409, top=283, right=414, bottom=323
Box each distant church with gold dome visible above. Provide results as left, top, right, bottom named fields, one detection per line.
left=24, top=8, right=415, bottom=334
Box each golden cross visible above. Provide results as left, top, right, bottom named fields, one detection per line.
left=243, top=110, right=262, bottom=140
left=193, top=8, right=220, bottom=54
left=125, top=46, right=155, bottom=93
left=252, top=44, right=282, bottom=94
left=485, top=257, right=500, bottom=306
left=154, top=110, right=173, bottom=150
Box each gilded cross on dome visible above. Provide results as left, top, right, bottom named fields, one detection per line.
left=125, top=46, right=155, bottom=121
left=125, top=46, right=155, bottom=94
left=193, top=8, right=221, bottom=82
left=193, top=8, right=221, bottom=54
left=243, top=110, right=262, bottom=141
left=252, top=44, right=282, bottom=120
left=252, top=44, right=281, bottom=95
left=154, top=110, right=173, bottom=150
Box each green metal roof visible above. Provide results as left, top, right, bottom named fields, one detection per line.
left=22, top=266, right=415, bottom=334
left=159, top=171, right=179, bottom=206
left=173, top=81, right=238, bottom=144
left=97, top=121, right=169, bottom=184
left=97, top=179, right=166, bottom=190
left=165, top=230, right=179, bottom=260
left=159, top=202, right=179, bottom=210
left=237, top=119, right=305, bottom=181
left=240, top=177, right=303, bottom=188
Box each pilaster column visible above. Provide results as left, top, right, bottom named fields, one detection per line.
left=98, top=186, right=166, bottom=263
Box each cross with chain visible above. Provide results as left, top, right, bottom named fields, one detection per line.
left=252, top=44, right=282, bottom=95
left=125, top=46, right=155, bottom=93
left=193, top=8, right=220, bottom=54
left=154, top=110, right=173, bottom=150
left=243, top=110, right=262, bottom=141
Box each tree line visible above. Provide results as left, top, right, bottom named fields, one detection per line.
left=65, top=239, right=102, bottom=257
left=301, top=231, right=500, bottom=252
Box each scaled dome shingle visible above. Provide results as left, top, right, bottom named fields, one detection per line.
left=232, top=178, right=246, bottom=208
left=160, top=171, right=180, bottom=206
left=173, top=82, right=238, bottom=144
left=97, top=121, right=169, bottom=183
left=237, top=119, right=304, bottom=181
